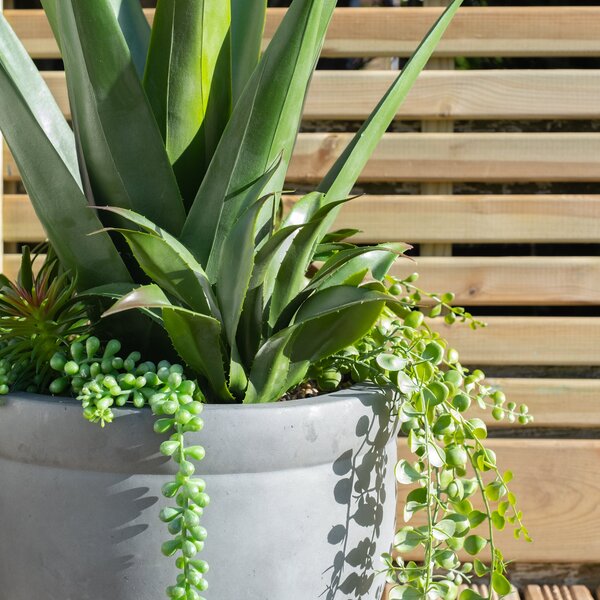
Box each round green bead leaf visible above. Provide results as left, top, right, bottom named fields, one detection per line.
left=464, top=535, right=488, bottom=556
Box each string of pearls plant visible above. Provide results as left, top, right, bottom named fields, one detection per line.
left=48, top=338, right=210, bottom=600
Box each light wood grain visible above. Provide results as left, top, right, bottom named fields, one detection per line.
left=460, top=584, right=520, bottom=600
left=6, top=195, right=600, bottom=304
left=12, top=193, right=600, bottom=245
left=525, top=585, right=594, bottom=600
left=392, top=256, right=600, bottom=306
left=475, top=379, right=600, bottom=429
left=305, top=70, right=600, bottom=121
left=7, top=7, right=600, bottom=59
left=397, top=439, right=600, bottom=563
left=286, top=194, right=600, bottom=244
left=429, top=317, right=600, bottom=366
left=9, top=134, right=600, bottom=184
left=286, top=133, right=600, bottom=184
left=40, top=52, right=600, bottom=122
left=4, top=195, right=44, bottom=242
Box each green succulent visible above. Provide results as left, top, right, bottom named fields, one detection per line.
left=0, top=247, right=89, bottom=392
left=0, top=0, right=462, bottom=403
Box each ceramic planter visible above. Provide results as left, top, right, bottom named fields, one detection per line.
left=0, top=386, right=398, bottom=600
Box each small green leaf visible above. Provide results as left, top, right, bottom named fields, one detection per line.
left=432, top=519, right=456, bottom=541
left=424, top=381, right=449, bottom=406
left=474, top=558, right=488, bottom=577
left=464, top=534, right=488, bottom=556
left=491, top=511, right=506, bottom=531
left=389, top=585, right=423, bottom=600
left=492, top=571, right=512, bottom=596
left=468, top=510, right=488, bottom=528
left=376, top=352, right=407, bottom=372
left=426, top=441, right=446, bottom=468
left=422, top=341, right=444, bottom=364
left=395, top=460, right=423, bottom=485
left=393, top=527, right=422, bottom=553
left=466, top=418, right=488, bottom=439
left=459, top=589, right=485, bottom=600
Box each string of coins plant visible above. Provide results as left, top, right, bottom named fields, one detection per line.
left=311, top=273, right=532, bottom=600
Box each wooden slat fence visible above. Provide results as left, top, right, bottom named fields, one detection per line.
left=3, top=3, right=600, bottom=592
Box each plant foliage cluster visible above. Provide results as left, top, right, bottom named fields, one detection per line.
left=0, top=0, right=531, bottom=598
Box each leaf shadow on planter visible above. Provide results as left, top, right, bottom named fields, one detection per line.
left=323, top=390, right=398, bottom=599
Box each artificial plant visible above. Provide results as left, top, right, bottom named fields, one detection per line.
left=0, top=0, right=531, bottom=598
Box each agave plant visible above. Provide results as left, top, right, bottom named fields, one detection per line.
left=0, top=0, right=462, bottom=404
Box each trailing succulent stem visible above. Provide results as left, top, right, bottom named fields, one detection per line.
left=313, top=275, right=532, bottom=600
left=50, top=337, right=209, bottom=598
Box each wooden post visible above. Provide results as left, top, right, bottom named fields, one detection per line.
left=419, top=0, right=454, bottom=258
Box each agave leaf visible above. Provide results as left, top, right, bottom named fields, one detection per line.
left=95, top=207, right=220, bottom=319
left=243, top=327, right=299, bottom=404
left=104, top=285, right=234, bottom=402
left=56, top=0, right=186, bottom=235
left=273, top=243, right=409, bottom=331
left=268, top=197, right=351, bottom=328
left=181, top=0, right=337, bottom=271
left=79, top=282, right=163, bottom=325
left=318, top=0, right=463, bottom=213
left=248, top=224, right=304, bottom=290
left=244, top=285, right=389, bottom=403
left=41, top=0, right=149, bottom=77
left=230, top=0, right=267, bottom=103
left=216, top=194, right=276, bottom=397
left=287, top=287, right=387, bottom=363
left=216, top=194, right=272, bottom=349
left=310, top=242, right=411, bottom=289
left=162, top=308, right=234, bottom=403
left=116, top=230, right=217, bottom=317
left=106, top=0, right=151, bottom=79
left=144, top=0, right=231, bottom=206
left=0, top=15, right=131, bottom=290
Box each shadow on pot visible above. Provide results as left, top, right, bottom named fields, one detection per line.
left=323, top=390, right=399, bottom=599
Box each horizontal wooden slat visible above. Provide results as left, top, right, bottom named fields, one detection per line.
left=525, top=585, right=594, bottom=600
left=398, top=439, right=600, bottom=563
left=41, top=70, right=600, bottom=121
left=392, top=256, right=600, bottom=306
left=4, top=195, right=44, bottom=242
left=329, top=194, right=600, bottom=245
left=7, top=7, right=600, bottom=59
left=8, top=133, right=600, bottom=184
left=4, top=254, right=21, bottom=281
left=474, top=379, right=600, bottom=429
left=9, top=196, right=600, bottom=304
left=432, top=317, right=600, bottom=366
left=306, top=70, right=600, bottom=121
left=287, top=133, right=600, bottom=184
left=12, top=193, right=600, bottom=245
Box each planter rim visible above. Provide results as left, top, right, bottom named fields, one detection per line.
left=0, top=385, right=396, bottom=475
left=6, top=383, right=384, bottom=411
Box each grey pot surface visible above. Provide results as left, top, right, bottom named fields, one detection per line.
left=0, top=386, right=398, bottom=600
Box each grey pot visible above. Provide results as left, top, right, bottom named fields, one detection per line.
left=0, top=386, right=398, bottom=600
